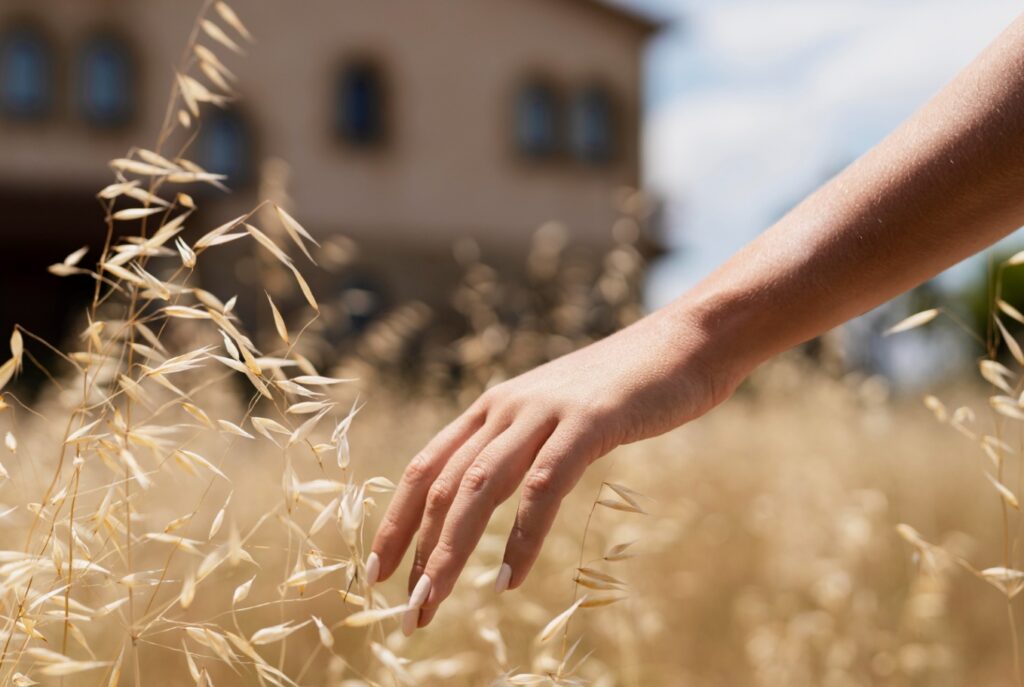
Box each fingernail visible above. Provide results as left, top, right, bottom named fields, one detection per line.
left=401, top=607, right=419, bottom=636
left=495, top=563, right=512, bottom=594
left=408, top=575, right=432, bottom=609
left=365, top=552, right=380, bottom=586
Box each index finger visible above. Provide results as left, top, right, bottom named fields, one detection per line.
left=368, top=408, right=486, bottom=583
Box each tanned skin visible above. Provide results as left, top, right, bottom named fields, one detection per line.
left=368, top=13, right=1024, bottom=633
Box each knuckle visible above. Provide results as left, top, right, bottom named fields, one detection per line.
left=488, top=402, right=516, bottom=427
left=431, top=535, right=459, bottom=563
left=459, top=464, right=492, bottom=496
left=403, top=453, right=434, bottom=485
left=524, top=466, right=559, bottom=499
left=478, top=385, right=503, bottom=407
left=425, top=480, right=455, bottom=514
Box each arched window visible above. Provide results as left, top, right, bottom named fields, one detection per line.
left=77, top=33, right=134, bottom=128
left=570, top=86, right=614, bottom=163
left=335, top=62, right=385, bottom=146
left=0, top=25, right=53, bottom=119
left=516, top=81, right=559, bottom=158
left=196, top=107, right=251, bottom=186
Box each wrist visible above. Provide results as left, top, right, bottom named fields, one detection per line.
left=658, top=287, right=759, bottom=408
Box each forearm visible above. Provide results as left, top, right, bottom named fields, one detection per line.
left=674, top=12, right=1024, bottom=380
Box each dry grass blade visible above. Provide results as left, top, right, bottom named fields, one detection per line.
left=62, top=246, right=90, bottom=267
left=201, top=19, right=244, bottom=54
left=311, top=615, right=334, bottom=649
left=536, top=596, right=587, bottom=644
left=576, top=567, right=625, bottom=587
left=110, top=158, right=171, bottom=176
left=343, top=604, right=409, bottom=627
left=195, top=45, right=236, bottom=82
left=122, top=185, right=170, bottom=207
left=604, top=482, right=647, bottom=509
left=200, top=61, right=233, bottom=93
left=579, top=594, right=628, bottom=609
left=266, top=292, right=289, bottom=344
left=282, top=562, right=345, bottom=587
left=112, top=207, right=164, bottom=221
left=218, top=419, right=255, bottom=439
left=337, top=589, right=365, bottom=606
left=980, top=360, right=1015, bottom=393
left=0, top=358, right=16, bottom=393
left=195, top=214, right=246, bottom=249
left=209, top=492, right=231, bottom=538
left=292, top=375, right=353, bottom=386
left=215, top=1, right=254, bottom=42
left=106, top=648, right=124, bottom=687
left=996, top=317, right=1024, bottom=366
left=287, top=400, right=333, bottom=415
left=596, top=495, right=646, bottom=515
left=981, top=567, right=1024, bottom=599
left=178, top=73, right=229, bottom=108
left=290, top=265, right=318, bottom=312
left=232, top=575, right=255, bottom=605
left=250, top=620, right=309, bottom=645
left=275, top=205, right=319, bottom=263
left=175, top=237, right=197, bottom=268
left=245, top=223, right=293, bottom=266
left=364, top=476, right=396, bottom=493
left=10, top=328, right=23, bottom=372
left=884, top=308, right=940, bottom=335
left=37, top=661, right=112, bottom=677
left=998, top=299, right=1024, bottom=325
left=987, top=472, right=1020, bottom=510
left=603, top=540, right=637, bottom=562
left=505, top=674, right=548, bottom=685
left=990, top=395, right=1024, bottom=421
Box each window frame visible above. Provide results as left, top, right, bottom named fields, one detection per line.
left=0, top=20, right=57, bottom=122
left=332, top=56, right=389, bottom=150
left=75, top=29, right=137, bottom=130
left=568, top=82, right=618, bottom=165
left=512, top=75, right=563, bottom=161
left=193, top=104, right=256, bottom=190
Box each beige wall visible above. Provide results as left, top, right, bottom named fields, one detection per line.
left=0, top=0, right=648, bottom=275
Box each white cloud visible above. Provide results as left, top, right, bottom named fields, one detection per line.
left=634, top=0, right=1023, bottom=306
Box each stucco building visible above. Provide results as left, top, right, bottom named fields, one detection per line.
left=0, top=0, right=660, bottom=340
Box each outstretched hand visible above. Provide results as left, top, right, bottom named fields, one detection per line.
left=363, top=6, right=1024, bottom=637
left=365, top=306, right=736, bottom=634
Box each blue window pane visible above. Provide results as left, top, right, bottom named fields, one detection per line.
left=516, top=83, right=558, bottom=157
left=0, top=28, right=52, bottom=119
left=336, top=64, right=384, bottom=145
left=79, top=36, right=133, bottom=127
left=197, top=108, right=249, bottom=186
left=570, top=88, right=613, bottom=163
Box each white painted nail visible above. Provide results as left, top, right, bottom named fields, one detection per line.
left=401, top=607, right=419, bottom=636
left=408, top=575, right=432, bottom=609
left=495, top=563, right=512, bottom=594
left=365, top=552, right=380, bottom=586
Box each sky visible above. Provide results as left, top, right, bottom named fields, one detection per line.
left=614, top=0, right=1024, bottom=308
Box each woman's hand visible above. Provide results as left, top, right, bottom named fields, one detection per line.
left=366, top=304, right=740, bottom=634
left=367, top=8, right=1024, bottom=635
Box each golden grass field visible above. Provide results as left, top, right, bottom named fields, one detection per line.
left=343, top=361, right=1024, bottom=687
left=4, top=348, right=1023, bottom=686
left=2, top=3, right=1024, bottom=685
